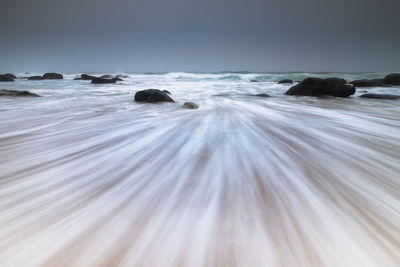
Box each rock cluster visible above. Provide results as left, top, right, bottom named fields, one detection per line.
left=74, top=74, right=123, bottom=84
left=28, top=73, right=63, bottom=80
left=349, top=73, right=400, bottom=87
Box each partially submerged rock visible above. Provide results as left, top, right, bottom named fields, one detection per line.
left=349, top=79, right=387, bottom=87
left=74, top=74, right=98, bottom=80
left=254, top=93, right=270, bottom=97
left=383, top=73, right=400, bottom=85
left=250, top=80, right=259, bottom=82
left=182, top=102, right=199, bottom=109
left=278, top=79, right=293, bottom=84
left=0, top=74, right=14, bottom=82
left=28, top=76, right=44, bottom=80
left=134, top=89, right=175, bottom=103
left=163, top=90, right=172, bottom=94
left=43, top=73, right=63, bottom=79
left=91, top=77, right=119, bottom=84
left=0, top=89, right=40, bottom=97
left=5, top=73, right=17, bottom=79
left=285, top=77, right=355, bottom=97
left=75, top=74, right=122, bottom=82
left=244, top=93, right=271, bottom=97
left=360, top=93, right=400, bottom=100
left=27, top=73, right=63, bottom=80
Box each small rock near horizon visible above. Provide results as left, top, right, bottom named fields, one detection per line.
left=43, top=73, right=63, bottom=79
left=278, top=79, right=293, bottom=84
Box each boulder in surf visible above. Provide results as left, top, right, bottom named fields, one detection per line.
left=278, top=79, right=293, bottom=84
left=91, top=77, right=119, bottom=84
left=28, top=76, right=45, bottom=80
left=4, top=73, right=17, bottom=79
left=383, top=73, right=400, bottom=85
left=285, top=77, right=355, bottom=97
left=0, top=74, right=14, bottom=82
left=134, top=89, right=175, bottom=103
left=349, top=79, right=387, bottom=87
left=360, top=94, right=400, bottom=100
left=0, top=89, right=40, bottom=97
left=43, top=73, right=63, bottom=79
left=74, top=74, right=98, bottom=80
left=182, top=102, right=199, bottom=109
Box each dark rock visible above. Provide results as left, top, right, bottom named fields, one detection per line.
left=241, top=93, right=271, bottom=98
left=250, top=80, right=259, bottom=82
left=43, top=72, right=63, bottom=79
left=360, top=94, right=400, bottom=100
left=383, top=73, right=400, bottom=85
left=28, top=76, right=44, bottom=80
left=91, top=77, right=118, bottom=84
left=182, top=102, right=199, bottom=109
left=74, top=74, right=98, bottom=80
left=0, top=90, right=40, bottom=97
left=81, top=74, right=97, bottom=80
left=349, top=79, right=387, bottom=87
left=163, top=90, right=171, bottom=94
left=75, top=74, right=122, bottom=82
left=254, top=93, right=271, bottom=97
left=5, top=73, right=17, bottom=79
left=0, top=74, right=14, bottom=82
left=213, top=93, right=231, bottom=97
left=245, top=93, right=270, bottom=97
left=134, top=89, right=175, bottom=103
left=278, top=79, right=293, bottom=84
left=285, top=77, right=355, bottom=97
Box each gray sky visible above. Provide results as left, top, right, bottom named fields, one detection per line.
left=1, top=0, right=399, bottom=72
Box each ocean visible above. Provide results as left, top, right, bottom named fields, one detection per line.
left=0, top=72, right=400, bottom=266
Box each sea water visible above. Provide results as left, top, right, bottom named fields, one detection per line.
left=0, top=72, right=399, bottom=266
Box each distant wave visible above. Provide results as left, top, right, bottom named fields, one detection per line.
left=13, top=71, right=388, bottom=83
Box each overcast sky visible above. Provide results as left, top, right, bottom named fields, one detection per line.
left=1, top=0, right=399, bottom=72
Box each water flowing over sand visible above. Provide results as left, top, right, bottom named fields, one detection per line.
left=0, top=72, right=400, bottom=267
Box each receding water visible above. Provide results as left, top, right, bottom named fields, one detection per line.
left=0, top=72, right=400, bottom=266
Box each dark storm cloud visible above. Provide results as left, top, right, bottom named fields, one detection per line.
left=1, top=0, right=399, bottom=72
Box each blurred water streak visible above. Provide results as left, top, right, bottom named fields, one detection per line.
left=0, top=73, right=400, bottom=266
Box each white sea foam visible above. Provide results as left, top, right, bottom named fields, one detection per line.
left=0, top=73, right=399, bottom=266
